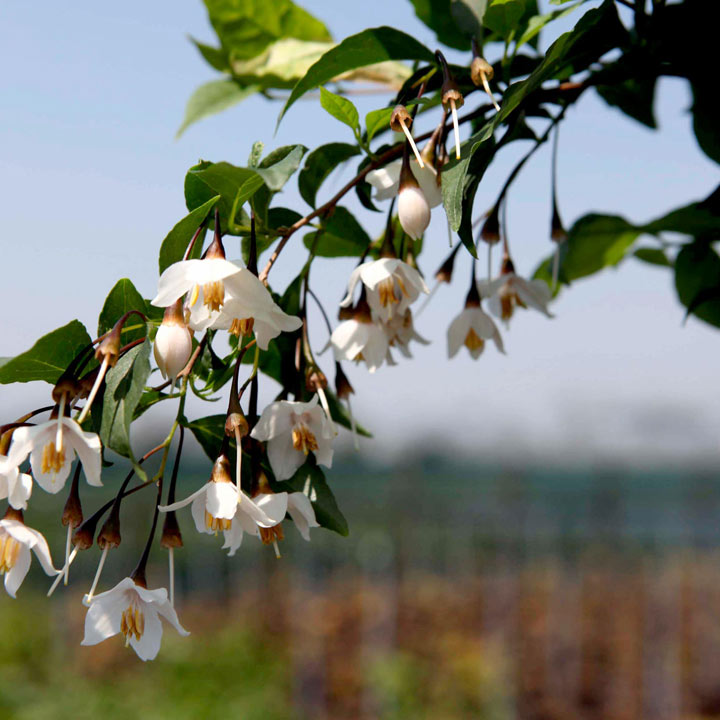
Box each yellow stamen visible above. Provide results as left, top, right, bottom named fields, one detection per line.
left=229, top=317, right=254, bottom=337
left=378, top=278, right=399, bottom=308
left=464, top=328, right=485, bottom=352
left=0, top=535, right=21, bottom=574
left=259, top=525, right=284, bottom=552
left=41, top=442, right=66, bottom=476
left=291, top=424, right=318, bottom=455
left=202, top=281, right=225, bottom=312
left=204, top=511, right=231, bottom=533
left=121, top=604, right=145, bottom=644
left=188, top=284, right=200, bottom=308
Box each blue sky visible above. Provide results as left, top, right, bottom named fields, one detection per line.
left=1, top=1, right=718, bottom=465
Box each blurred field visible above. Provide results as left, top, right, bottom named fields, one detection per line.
left=2, top=454, right=720, bottom=719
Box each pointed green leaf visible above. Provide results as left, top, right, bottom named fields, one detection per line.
left=159, top=195, right=220, bottom=273
left=255, top=144, right=308, bottom=192
left=299, top=142, right=360, bottom=208
left=633, top=247, right=671, bottom=267
left=303, top=206, right=371, bottom=257
left=279, top=26, right=434, bottom=124
left=319, top=87, right=360, bottom=135
left=177, top=79, right=259, bottom=137
left=675, top=242, right=720, bottom=328
left=0, top=320, right=92, bottom=385
left=97, top=279, right=148, bottom=345
left=183, top=414, right=231, bottom=461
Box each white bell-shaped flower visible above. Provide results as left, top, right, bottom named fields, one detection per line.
left=81, top=577, right=189, bottom=661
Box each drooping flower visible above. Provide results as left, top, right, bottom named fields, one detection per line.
left=250, top=396, right=334, bottom=482
left=0, top=455, right=32, bottom=510
left=153, top=299, right=193, bottom=380
left=81, top=576, right=189, bottom=661
left=384, top=309, right=430, bottom=359
left=340, top=258, right=429, bottom=324
left=480, top=257, right=553, bottom=326
left=447, top=283, right=505, bottom=360
left=0, top=509, right=58, bottom=598
left=329, top=297, right=390, bottom=374
left=159, top=453, right=288, bottom=555
left=8, top=415, right=102, bottom=494
left=220, top=490, right=288, bottom=557
left=200, top=270, right=302, bottom=350
left=151, top=257, right=246, bottom=332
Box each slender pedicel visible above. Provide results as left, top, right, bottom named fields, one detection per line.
left=390, top=105, right=424, bottom=168
left=436, top=51, right=464, bottom=160
left=470, top=42, right=500, bottom=113
left=83, top=545, right=109, bottom=605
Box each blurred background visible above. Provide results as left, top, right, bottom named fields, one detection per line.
left=1, top=1, right=719, bottom=718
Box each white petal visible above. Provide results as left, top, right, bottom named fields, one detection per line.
left=63, top=419, right=103, bottom=487
left=205, top=481, right=238, bottom=520
left=250, top=403, right=293, bottom=442
left=366, top=160, right=402, bottom=200
left=313, top=435, right=334, bottom=470
left=190, top=493, right=212, bottom=535
left=288, top=493, right=319, bottom=541
left=154, top=324, right=192, bottom=379
left=221, top=522, right=244, bottom=556
left=129, top=607, right=163, bottom=661
left=339, top=265, right=364, bottom=308
left=398, top=185, right=430, bottom=240
left=4, top=546, right=31, bottom=598
left=266, top=436, right=304, bottom=482
left=413, top=164, right=443, bottom=208
left=513, top=277, right=554, bottom=317
left=447, top=310, right=471, bottom=358
left=253, top=493, right=289, bottom=527
left=154, top=597, right=190, bottom=637
left=360, top=259, right=397, bottom=290
left=152, top=259, right=242, bottom=307
left=159, top=484, right=208, bottom=514
left=80, top=584, right=130, bottom=645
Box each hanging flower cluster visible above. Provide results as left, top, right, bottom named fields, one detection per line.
left=0, top=20, right=588, bottom=662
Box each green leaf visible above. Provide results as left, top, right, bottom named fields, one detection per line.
left=596, top=74, right=657, bottom=129
left=255, top=144, right=308, bottom=192
left=633, top=247, right=671, bottom=267
left=183, top=414, right=229, bottom=461
left=410, top=0, right=474, bottom=50
left=298, top=142, right=360, bottom=208
left=319, top=87, right=360, bottom=135
left=97, top=279, right=148, bottom=345
left=159, top=195, right=220, bottom=273
left=692, top=81, right=720, bottom=165
left=203, top=0, right=331, bottom=61
left=100, top=340, right=152, bottom=480
left=280, top=460, right=348, bottom=536
left=190, top=37, right=230, bottom=72
left=483, top=0, right=527, bottom=39
left=516, top=2, right=583, bottom=49
left=0, top=320, right=92, bottom=385
left=279, top=26, right=435, bottom=124
left=450, top=0, right=488, bottom=40
left=303, top=206, right=371, bottom=257
left=675, top=242, right=720, bottom=328
left=185, top=161, right=256, bottom=234
left=643, top=185, right=720, bottom=238
left=561, top=214, right=640, bottom=281
left=177, top=79, right=258, bottom=138
left=134, top=389, right=175, bottom=420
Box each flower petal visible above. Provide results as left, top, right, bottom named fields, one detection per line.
left=205, top=481, right=238, bottom=520
left=266, top=437, right=305, bottom=482
left=80, top=585, right=129, bottom=645
left=253, top=493, right=289, bottom=527
left=63, top=419, right=103, bottom=487
left=159, top=484, right=208, bottom=514
left=129, top=606, right=163, bottom=661
left=447, top=310, right=471, bottom=358
left=288, top=493, right=319, bottom=541
left=4, top=546, right=31, bottom=598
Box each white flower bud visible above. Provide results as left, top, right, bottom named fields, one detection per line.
left=398, top=185, right=431, bottom=241
left=153, top=303, right=192, bottom=380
